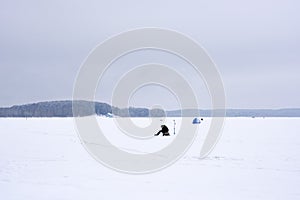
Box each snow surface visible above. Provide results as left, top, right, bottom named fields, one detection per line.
left=0, top=117, right=299, bottom=200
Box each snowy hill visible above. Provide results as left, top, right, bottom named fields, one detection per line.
left=0, top=101, right=300, bottom=117
left=0, top=101, right=163, bottom=118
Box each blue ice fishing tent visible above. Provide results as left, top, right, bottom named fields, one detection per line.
left=192, top=118, right=201, bottom=124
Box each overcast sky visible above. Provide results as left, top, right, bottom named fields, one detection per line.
left=0, top=0, right=299, bottom=109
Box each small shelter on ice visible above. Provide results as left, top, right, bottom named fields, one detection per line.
left=192, top=118, right=202, bottom=124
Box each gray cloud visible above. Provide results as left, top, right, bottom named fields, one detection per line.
left=0, top=0, right=299, bottom=108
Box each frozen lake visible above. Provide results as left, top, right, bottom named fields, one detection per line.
left=0, top=117, right=299, bottom=200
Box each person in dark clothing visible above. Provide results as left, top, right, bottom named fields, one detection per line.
left=155, top=125, right=170, bottom=136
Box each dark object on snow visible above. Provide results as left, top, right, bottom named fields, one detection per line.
left=155, top=125, right=170, bottom=136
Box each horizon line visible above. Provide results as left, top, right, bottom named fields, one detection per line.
left=0, top=100, right=299, bottom=111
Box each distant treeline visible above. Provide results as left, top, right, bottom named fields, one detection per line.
left=0, top=100, right=166, bottom=117
left=0, top=100, right=300, bottom=117
left=168, top=108, right=300, bottom=117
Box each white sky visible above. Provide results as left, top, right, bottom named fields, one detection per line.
left=0, top=0, right=299, bottom=109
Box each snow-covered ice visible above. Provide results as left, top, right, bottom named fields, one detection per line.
left=0, top=117, right=299, bottom=200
